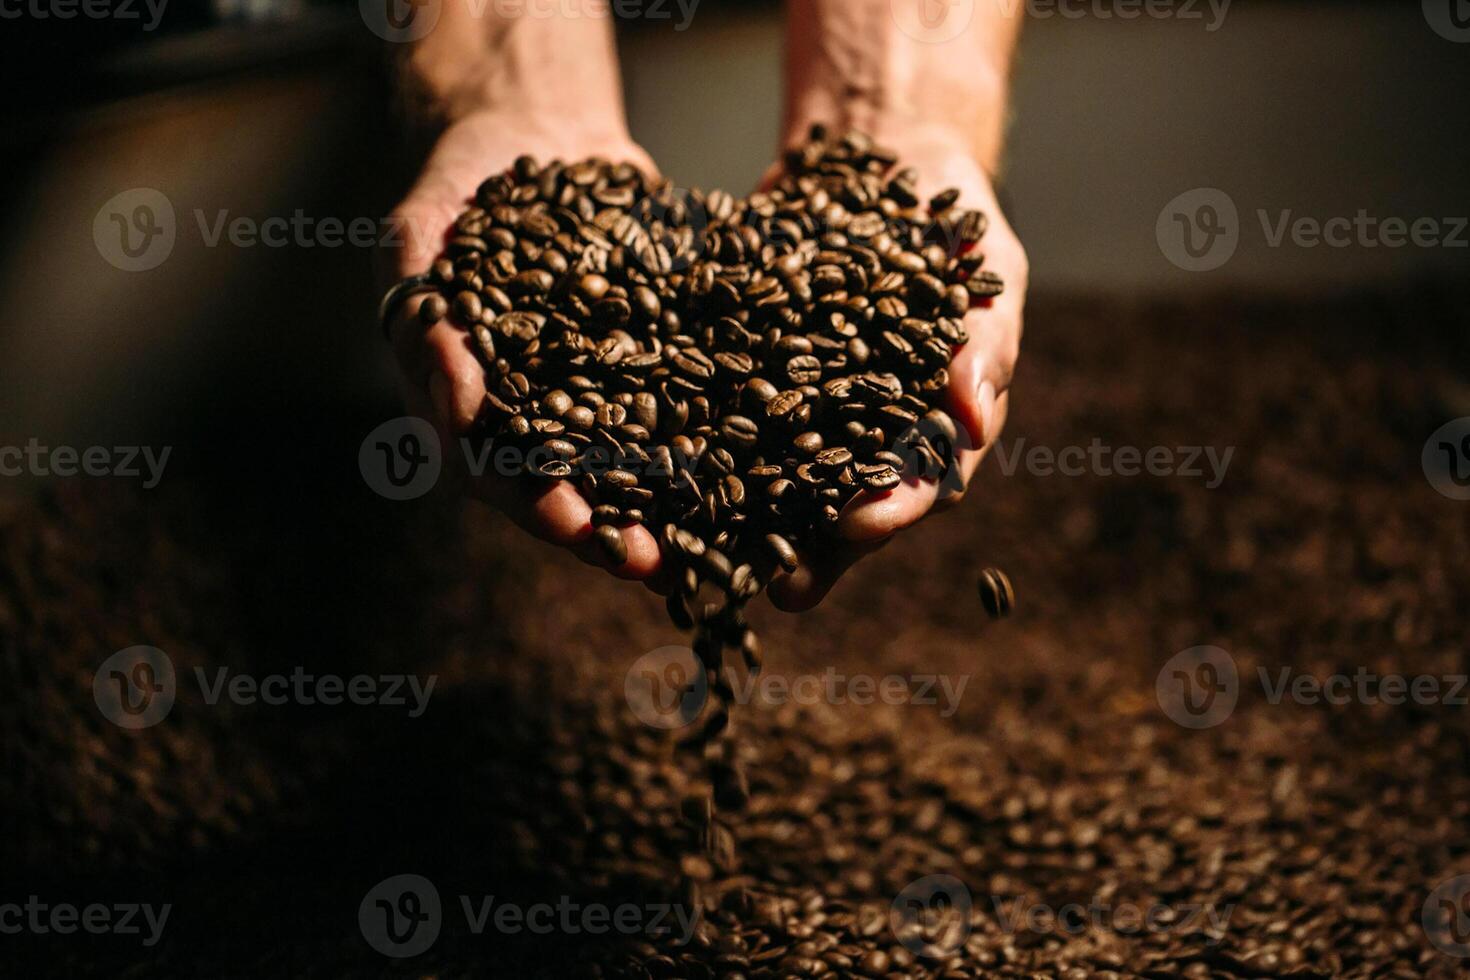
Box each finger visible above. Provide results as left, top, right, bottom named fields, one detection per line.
left=395, top=299, right=662, bottom=581
left=768, top=536, right=891, bottom=613
left=945, top=293, right=1022, bottom=450
left=477, top=477, right=663, bottom=581
left=834, top=474, right=941, bottom=544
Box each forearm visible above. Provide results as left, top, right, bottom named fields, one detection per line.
left=401, top=1, right=631, bottom=141
left=783, top=0, right=1022, bottom=175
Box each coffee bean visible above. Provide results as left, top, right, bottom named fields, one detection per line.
left=719, top=415, right=760, bottom=450
left=965, top=269, right=1005, bottom=300
left=929, top=188, right=961, bottom=212
left=594, top=525, right=627, bottom=565
left=858, top=464, right=901, bottom=492
left=453, top=290, right=483, bottom=324
left=786, top=356, right=823, bottom=385
left=762, top=533, right=800, bottom=572
left=978, top=566, right=1014, bottom=618
left=418, top=292, right=449, bottom=325
left=793, top=432, right=825, bottom=456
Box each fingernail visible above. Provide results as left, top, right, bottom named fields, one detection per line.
left=429, top=372, right=452, bottom=429
left=976, top=380, right=997, bottom=445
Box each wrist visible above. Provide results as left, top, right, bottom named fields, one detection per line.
left=782, top=0, right=1017, bottom=176
left=402, top=8, right=628, bottom=135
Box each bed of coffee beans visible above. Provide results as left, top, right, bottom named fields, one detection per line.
left=7, top=285, right=1466, bottom=977
left=407, top=125, right=1005, bottom=874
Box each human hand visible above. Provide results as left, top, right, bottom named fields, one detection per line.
left=383, top=111, right=666, bottom=581
left=765, top=124, right=1028, bottom=611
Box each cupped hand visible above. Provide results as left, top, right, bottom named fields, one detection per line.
left=383, top=112, right=665, bottom=581
left=766, top=127, right=1028, bottom=611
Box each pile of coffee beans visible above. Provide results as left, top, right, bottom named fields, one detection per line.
left=407, top=123, right=1004, bottom=892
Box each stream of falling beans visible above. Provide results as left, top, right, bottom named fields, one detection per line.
left=410, top=124, right=1005, bottom=943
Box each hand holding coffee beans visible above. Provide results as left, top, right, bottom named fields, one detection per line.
left=379, top=125, right=1024, bottom=928
left=397, top=125, right=1007, bottom=604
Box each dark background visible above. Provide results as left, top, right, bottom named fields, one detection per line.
left=1, top=2, right=1468, bottom=976
left=1, top=0, right=1467, bottom=475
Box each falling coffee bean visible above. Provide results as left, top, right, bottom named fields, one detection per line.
left=978, top=566, right=1014, bottom=619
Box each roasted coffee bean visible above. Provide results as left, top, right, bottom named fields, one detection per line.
left=965, top=269, right=1005, bottom=300
left=978, top=566, right=1015, bottom=618
left=594, top=525, right=627, bottom=565
left=762, top=533, right=800, bottom=572
left=453, top=290, right=483, bottom=324
left=815, top=447, right=854, bottom=469
left=564, top=406, right=596, bottom=431
left=719, top=415, right=760, bottom=450
left=858, top=464, right=901, bottom=491
left=786, top=356, right=823, bottom=385
left=792, top=432, right=825, bottom=456
left=418, top=292, right=449, bottom=325
left=929, top=188, right=961, bottom=212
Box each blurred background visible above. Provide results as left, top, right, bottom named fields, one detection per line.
left=1, top=0, right=1466, bottom=473
left=3, top=3, right=1470, bottom=975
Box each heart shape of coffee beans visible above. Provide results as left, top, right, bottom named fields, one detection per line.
left=406, top=125, right=1002, bottom=804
